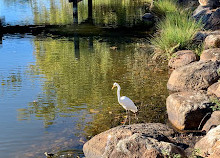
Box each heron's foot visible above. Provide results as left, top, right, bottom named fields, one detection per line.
left=122, top=115, right=128, bottom=125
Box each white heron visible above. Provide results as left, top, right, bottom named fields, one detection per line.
left=112, top=82, right=138, bottom=125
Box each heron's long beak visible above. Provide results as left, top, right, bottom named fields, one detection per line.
left=112, top=85, right=115, bottom=90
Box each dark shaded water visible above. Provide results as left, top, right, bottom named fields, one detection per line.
left=0, top=0, right=169, bottom=158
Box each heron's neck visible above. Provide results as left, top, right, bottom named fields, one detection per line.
left=117, top=86, right=121, bottom=101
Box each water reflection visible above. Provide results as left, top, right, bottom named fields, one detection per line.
left=0, top=33, right=2, bottom=45
left=1, top=0, right=151, bottom=26
left=15, top=36, right=169, bottom=137
left=0, top=34, right=168, bottom=158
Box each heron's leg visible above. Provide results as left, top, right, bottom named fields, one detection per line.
left=123, top=110, right=128, bottom=125
left=128, top=110, right=130, bottom=125
left=135, top=112, right=138, bottom=120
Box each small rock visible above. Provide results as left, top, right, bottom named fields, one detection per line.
left=200, top=48, right=220, bottom=61
left=166, top=91, right=212, bottom=130
left=167, top=61, right=220, bottom=92
left=168, top=50, right=198, bottom=69
left=202, top=111, right=220, bottom=132
left=142, top=13, right=154, bottom=20
left=142, top=13, right=155, bottom=23
left=194, top=31, right=209, bottom=42
left=207, top=82, right=220, bottom=97
left=194, top=31, right=220, bottom=43
left=204, top=35, right=220, bottom=49
left=195, top=125, right=220, bottom=157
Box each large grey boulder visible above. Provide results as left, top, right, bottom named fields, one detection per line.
left=166, top=91, right=212, bottom=130
left=193, top=6, right=213, bottom=23
left=167, top=61, right=220, bottom=92
left=205, top=8, right=220, bottom=30
left=195, top=125, right=220, bottom=157
left=193, top=5, right=220, bottom=30
left=83, top=123, right=186, bottom=158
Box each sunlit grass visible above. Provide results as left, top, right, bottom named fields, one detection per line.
left=151, top=7, right=203, bottom=58
left=152, top=0, right=179, bottom=16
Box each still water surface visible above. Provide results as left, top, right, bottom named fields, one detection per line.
left=0, top=0, right=169, bottom=157
left=0, top=0, right=150, bottom=26
left=0, top=35, right=169, bottom=158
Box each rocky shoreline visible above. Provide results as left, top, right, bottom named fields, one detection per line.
left=83, top=1, right=220, bottom=157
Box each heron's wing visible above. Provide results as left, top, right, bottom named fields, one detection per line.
left=120, top=96, right=137, bottom=112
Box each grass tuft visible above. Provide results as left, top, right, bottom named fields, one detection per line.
left=150, top=9, right=203, bottom=59
left=152, top=0, right=179, bottom=16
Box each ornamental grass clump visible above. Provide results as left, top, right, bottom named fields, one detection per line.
left=151, top=11, right=203, bottom=59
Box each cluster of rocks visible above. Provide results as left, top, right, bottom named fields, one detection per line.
left=166, top=31, right=220, bottom=157
left=83, top=124, right=219, bottom=157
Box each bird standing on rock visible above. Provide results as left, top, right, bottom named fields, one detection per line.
left=112, top=82, right=138, bottom=125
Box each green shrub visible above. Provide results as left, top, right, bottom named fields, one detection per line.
left=151, top=11, right=203, bottom=58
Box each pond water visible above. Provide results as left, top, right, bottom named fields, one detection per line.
left=0, top=34, right=168, bottom=158
left=0, top=0, right=169, bottom=158
left=0, top=0, right=150, bottom=27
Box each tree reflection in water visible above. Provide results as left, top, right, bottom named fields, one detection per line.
left=4, top=0, right=151, bottom=26
left=16, top=36, right=169, bottom=138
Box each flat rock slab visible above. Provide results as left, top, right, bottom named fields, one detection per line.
left=83, top=123, right=186, bottom=158
left=167, top=61, right=220, bottom=92
left=200, top=48, right=220, bottom=61
left=166, top=91, right=212, bottom=130
left=195, top=125, right=220, bottom=157
left=168, top=50, right=198, bottom=69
